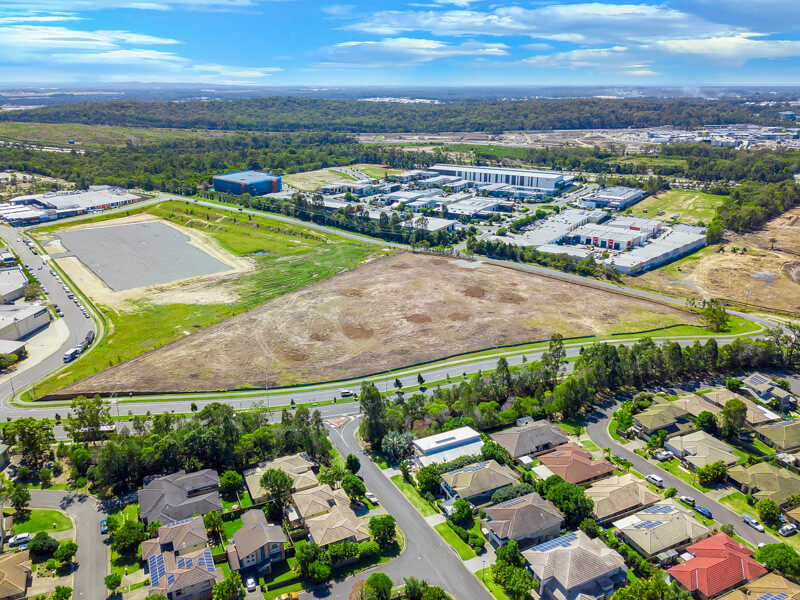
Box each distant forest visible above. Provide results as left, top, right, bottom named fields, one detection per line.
left=0, top=97, right=783, bottom=133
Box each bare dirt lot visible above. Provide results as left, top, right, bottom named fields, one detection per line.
left=58, top=252, right=698, bottom=395
left=636, top=208, right=800, bottom=311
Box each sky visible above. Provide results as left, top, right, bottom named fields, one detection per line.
left=1, top=0, right=800, bottom=86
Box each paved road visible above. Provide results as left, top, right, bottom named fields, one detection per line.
left=316, top=417, right=492, bottom=600
left=583, top=395, right=777, bottom=547
left=29, top=489, right=106, bottom=600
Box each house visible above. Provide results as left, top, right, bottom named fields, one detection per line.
left=522, top=531, right=627, bottom=600
left=755, top=420, right=800, bottom=453
left=716, top=572, right=800, bottom=600
left=668, top=533, right=767, bottom=599
left=585, top=474, right=660, bottom=525
left=141, top=517, right=218, bottom=600
left=306, top=504, right=370, bottom=548
left=742, top=372, right=796, bottom=411
left=633, top=401, right=692, bottom=440
left=226, top=509, right=286, bottom=574
left=663, top=431, right=738, bottom=471
left=412, top=426, right=484, bottom=468
left=612, top=499, right=711, bottom=559
left=245, top=453, right=318, bottom=503
left=289, top=484, right=350, bottom=526
left=490, top=422, right=569, bottom=459
left=440, top=460, right=520, bottom=505
left=671, top=393, right=723, bottom=419
left=139, top=469, right=222, bottom=525
left=482, top=493, right=564, bottom=549
left=703, top=388, right=780, bottom=426
left=538, top=443, right=615, bottom=485
left=727, top=462, right=800, bottom=506
left=0, top=550, right=31, bottom=600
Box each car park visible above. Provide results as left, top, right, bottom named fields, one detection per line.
left=743, top=514, right=764, bottom=532
left=694, top=506, right=712, bottom=519
left=679, top=495, right=695, bottom=506
left=780, top=524, right=797, bottom=537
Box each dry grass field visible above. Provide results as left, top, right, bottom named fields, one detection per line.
left=282, top=167, right=355, bottom=191
left=636, top=208, right=800, bottom=311
left=58, top=252, right=698, bottom=395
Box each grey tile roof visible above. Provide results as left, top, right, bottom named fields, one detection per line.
left=138, top=469, right=222, bottom=525
left=482, top=492, right=564, bottom=542
left=232, top=509, right=285, bottom=560
left=490, top=422, right=569, bottom=458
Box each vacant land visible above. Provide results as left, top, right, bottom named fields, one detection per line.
left=636, top=207, right=800, bottom=311
left=351, top=164, right=404, bottom=179
left=629, top=190, right=727, bottom=225
left=59, top=252, right=698, bottom=396
left=33, top=201, right=378, bottom=398
left=282, top=167, right=355, bottom=191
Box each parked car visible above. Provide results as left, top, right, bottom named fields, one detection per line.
left=245, top=577, right=257, bottom=592
left=743, top=514, right=764, bottom=532
left=277, top=594, right=299, bottom=600
left=365, top=492, right=379, bottom=504
left=645, top=474, right=664, bottom=488
left=8, top=533, right=30, bottom=547
left=100, top=520, right=108, bottom=535
left=694, top=506, right=713, bottom=519
left=653, top=450, right=673, bottom=461
left=780, top=524, right=797, bottom=537
left=679, top=495, right=695, bottom=506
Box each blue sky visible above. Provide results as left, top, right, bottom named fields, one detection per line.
left=1, top=0, right=800, bottom=86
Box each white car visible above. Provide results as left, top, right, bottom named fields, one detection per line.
left=245, top=577, right=257, bottom=592
left=743, top=514, right=764, bottom=532
left=679, top=495, right=695, bottom=506
left=365, top=492, right=379, bottom=504
left=8, top=533, right=30, bottom=547
left=780, top=524, right=797, bottom=537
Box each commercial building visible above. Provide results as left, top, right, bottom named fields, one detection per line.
left=523, top=531, right=626, bottom=600
left=440, top=460, right=519, bottom=505
left=0, top=268, right=28, bottom=304
left=668, top=533, right=767, bottom=599
left=581, top=186, right=645, bottom=211
left=386, top=189, right=443, bottom=205
left=445, top=197, right=512, bottom=218
left=565, top=224, right=643, bottom=250
left=0, top=305, right=49, bottom=341
left=613, top=500, right=711, bottom=559
left=392, top=170, right=438, bottom=184
left=412, top=426, right=484, bottom=468
left=213, top=170, right=282, bottom=195
left=491, top=209, right=605, bottom=248
left=138, top=469, right=222, bottom=525
left=430, top=164, right=573, bottom=193
left=606, top=229, right=706, bottom=275
left=586, top=474, right=660, bottom=525
left=482, top=493, right=564, bottom=549
left=3, top=187, right=142, bottom=226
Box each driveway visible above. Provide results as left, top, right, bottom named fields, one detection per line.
left=584, top=395, right=777, bottom=547
left=314, top=417, right=492, bottom=600
left=29, top=489, right=107, bottom=600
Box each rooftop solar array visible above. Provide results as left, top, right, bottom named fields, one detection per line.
left=198, top=549, right=215, bottom=572
left=634, top=520, right=662, bottom=530
left=166, top=574, right=175, bottom=586
left=176, top=556, right=194, bottom=569
left=148, top=554, right=166, bottom=587
left=641, top=504, right=673, bottom=514
left=165, top=517, right=194, bottom=528
left=530, top=532, right=577, bottom=552
left=498, top=496, right=526, bottom=508
left=749, top=374, right=770, bottom=385
left=757, top=594, right=788, bottom=600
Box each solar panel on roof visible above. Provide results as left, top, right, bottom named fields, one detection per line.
left=149, top=554, right=166, bottom=587
left=634, top=520, right=662, bottom=530
left=165, top=517, right=194, bottom=528
left=749, top=375, right=769, bottom=385
left=498, top=497, right=526, bottom=508
left=758, top=594, right=788, bottom=600
left=641, top=505, right=672, bottom=514
left=166, top=574, right=175, bottom=586
left=530, top=532, right=577, bottom=552
left=200, top=549, right=215, bottom=572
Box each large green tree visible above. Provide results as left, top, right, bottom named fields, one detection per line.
left=360, top=382, right=387, bottom=447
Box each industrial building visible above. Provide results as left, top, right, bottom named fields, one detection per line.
left=213, top=170, right=282, bottom=195
left=430, top=164, right=573, bottom=193
left=0, top=267, right=28, bottom=304
left=487, top=209, right=605, bottom=247
left=606, top=228, right=706, bottom=275
left=2, top=187, right=142, bottom=226
left=581, top=186, right=645, bottom=211
left=0, top=304, right=49, bottom=341
left=446, top=197, right=513, bottom=218
left=418, top=175, right=471, bottom=192
left=392, top=170, right=438, bottom=184
left=386, top=189, right=443, bottom=205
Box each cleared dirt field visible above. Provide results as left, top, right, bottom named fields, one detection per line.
left=282, top=167, right=355, bottom=191
left=636, top=208, right=800, bottom=311
left=58, top=252, right=698, bottom=395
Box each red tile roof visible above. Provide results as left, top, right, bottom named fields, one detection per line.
left=538, top=443, right=615, bottom=485
left=668, top=533, right=767, bottom=598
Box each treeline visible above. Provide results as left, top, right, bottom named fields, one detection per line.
left=466, top=237, right=620, bottom=280
left=0, top=132, right=432, bottom=195
left=707, top=180, right=800, bottom=241
left=0, top=97, right=779, bottom=133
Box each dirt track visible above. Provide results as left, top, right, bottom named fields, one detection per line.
left=57, top=252, right=698, bottom=395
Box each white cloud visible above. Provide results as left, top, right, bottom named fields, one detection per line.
left=318, top=36, right=508, bottom=68
left=53, top=48, right=186, bottom=64
left=192, top=63, right=282, bottom=77
left=0, top=14, right=81, bottom=23
left=655, top=34, right=800, bottom=64
left=523, top=45, right=658, bottom=75
left=322, top=4, right=354, bottom=17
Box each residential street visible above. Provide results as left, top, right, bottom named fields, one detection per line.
left=321, top=417, right=493, bottom=600
left=584, top=394, right=777, bottom=547
left=29, top=489, right=107, bottom=600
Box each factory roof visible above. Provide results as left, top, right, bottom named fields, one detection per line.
left=431, top=163, right=566, bottom=181
left=0, top=267, right=27, bottom=296
left=0, top=303, right=47, bottom=328
left=213, top=170, right=275, bottom=184
left=593, top=186, right=642, bottom=199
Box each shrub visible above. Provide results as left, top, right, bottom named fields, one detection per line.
left=74, top=477, right=87, bottom=489
left=46, top=558, right=57, bottom=571
left=307, top=560, right=331, bottom=583
left=52, top=462, right=63, bottom=477
left=358, top=540, right=380, bottom=560
left=29, top=532, right=59, bottom=556
left=16, top=466, right=30, bottom=482
left=219, top=470, right=243, bottom=496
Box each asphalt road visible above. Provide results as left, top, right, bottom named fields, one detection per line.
left=318, top=417, right=492, bottom=600
left=583, top=394, right=777, bottom=547
left=29, top=489, right=107, bottom=600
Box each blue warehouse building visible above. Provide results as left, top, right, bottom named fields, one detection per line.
left=213, top=170, right=282, bottom=196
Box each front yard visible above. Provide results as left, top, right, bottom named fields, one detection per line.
left=657, top=458, right=713, bottom=493
left=475, top=568, right=510, bottom=600
left=390, top=475, right=437, bottom=517
left=8, top=508, right=73, bottom=535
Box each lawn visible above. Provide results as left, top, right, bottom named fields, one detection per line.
left=10, top=509, right=73, bottom=535
left=110, top=548, right=143, bottom=579
left=628, top=189, right=728, bottom=225
left=30, top=200, right=378, bottom=397
left=351, top=164, right=404, bottom=179
left=581, top=439, right=601, bottom=453
left=658, top=458, right=713, bottom=492
left=475, top=568, right=510, bottom=600
left=556, top=418, right=584, bottom=436
left=608, top=418, right=629, bottom=445
left=390, top=475, right=437, bottom=517
left=434, top=522, right=476, bottom=561
left=719, top=492, right=752, bottom=516
left=221, top=490, right=253, bottom=511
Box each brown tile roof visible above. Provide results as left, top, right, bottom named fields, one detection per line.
left=440, top=460, right=520, bottom=500
left=585, top=474, right=660, bottom=522
left=306, top=505, right=369, bottom=548
left=292, top=484, right=350, bottom=519
left=716, top=573, right=800, bottom=600
left=613, top=499, right=711, bottom=557
left=232, top=509, right=285, bottom=560
left=538, top=443, right=615, bottom=485
left=672, top=394, right=722, bottom=418
left=245, top=454, right=318, bottom=500
left=482, top=492, right=564, bottom=542
left=0, top=549, right=30, bottom=599
left=704, top=388, right=779, bottom=426
left=727, top=462, right=800, bottom=506
left=490, top=422, right=568, bottom=458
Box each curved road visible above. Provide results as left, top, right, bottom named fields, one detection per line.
left=29, top=489, right=106, bottom=600
left=584, top=394, right=776, bottom=547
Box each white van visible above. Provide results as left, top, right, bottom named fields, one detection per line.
left=8, top=532, right=30, bottom=547
left=645, top=474, right=664, bottom=488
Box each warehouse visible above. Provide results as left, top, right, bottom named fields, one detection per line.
left=0, top=304, right=49, bottom=340
left=392, top=170, right=438, bottom=184
left=4, top=188, right=142, bottom=225
left=581, top=186, right=645, bottom=211
left=605, top=229, right=706, bottom=275
left=484, top=209, right=605, bottom=248
left=213, top=170, right=282, bottom=195
left=0, top=267, right=28, bottom=304
left=447, top=197, right=513, bottom=218
left=430, top=164, right=573, bottom=193
left=608, top=216, right=662, bottom=238
left=387, top=189, right=443, bottom=205
left=566, top=224, right=643, bottom=249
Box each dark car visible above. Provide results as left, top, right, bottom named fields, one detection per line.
left=694, top=506, right=712, bottom=519
left=100, top=519, right=108, bottom=535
